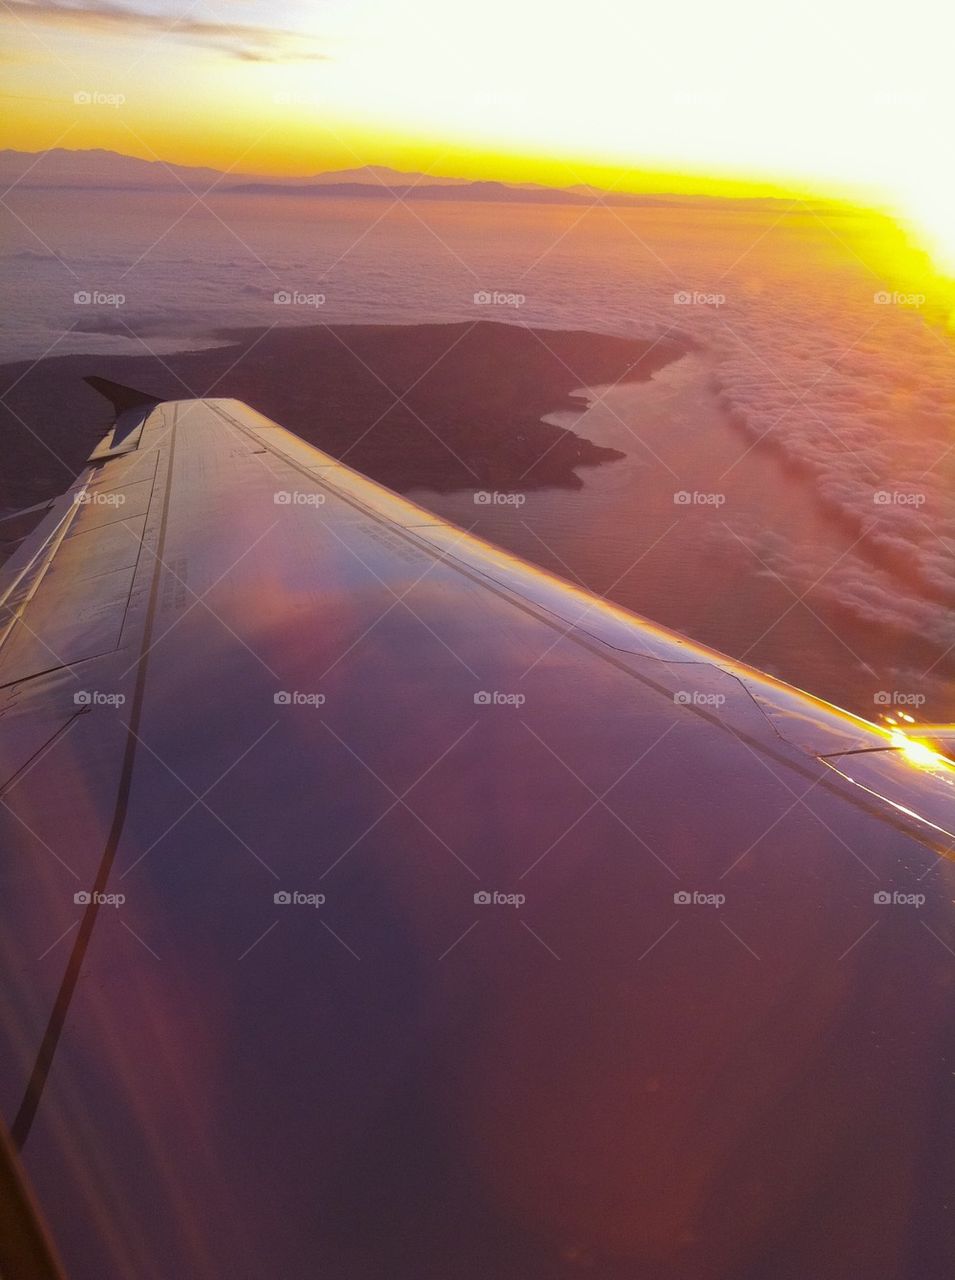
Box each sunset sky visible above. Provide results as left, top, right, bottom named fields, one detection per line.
left=2, top=0, right=952, bottom=271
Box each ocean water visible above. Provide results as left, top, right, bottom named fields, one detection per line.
left=2, top=189, right=954, bottom=718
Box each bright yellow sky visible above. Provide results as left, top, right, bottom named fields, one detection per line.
left=2, top=0, right=953, bottom=272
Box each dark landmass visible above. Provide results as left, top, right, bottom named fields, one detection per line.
left=0, top=321, right=689, bottom=517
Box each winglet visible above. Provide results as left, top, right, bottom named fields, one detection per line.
left=84, top=377, right=163, bottom=462
left=84, top=376, right=163, bottom=415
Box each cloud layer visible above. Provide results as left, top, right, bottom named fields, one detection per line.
left=3, top=1, right=329, bottom=63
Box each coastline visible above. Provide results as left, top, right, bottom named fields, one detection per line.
left=0, top=320, right=689, bottom=517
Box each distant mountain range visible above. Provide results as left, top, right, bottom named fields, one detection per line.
left=224, top=179, right=709, bottom=207
left=0, top=148, right=820, bottom=211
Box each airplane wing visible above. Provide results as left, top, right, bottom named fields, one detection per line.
left=2, top=390, right=954, bottom=1278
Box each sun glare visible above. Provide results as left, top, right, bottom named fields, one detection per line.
left=889, top=731, right=946, bottom=771
left=1, top=0, right=952, bottom=279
